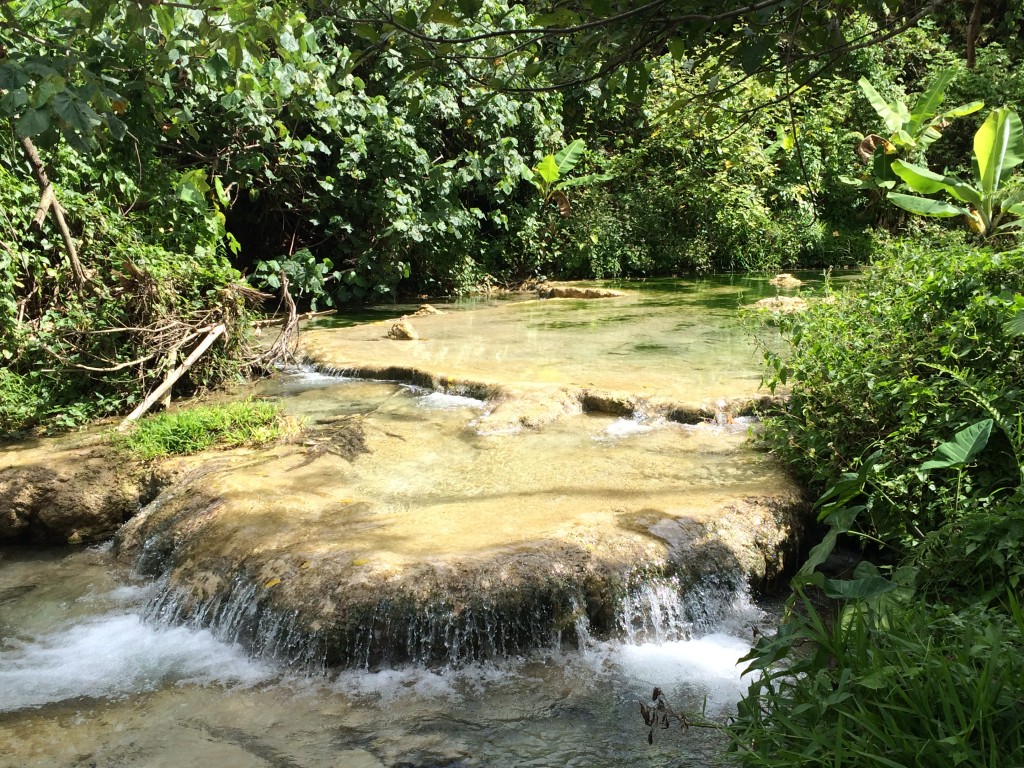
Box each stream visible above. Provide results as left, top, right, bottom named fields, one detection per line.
left=0, top=275, right=833, bottom=766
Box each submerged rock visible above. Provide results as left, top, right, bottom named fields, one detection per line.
left=750, top=296, right=809, bottom=313
left=538, top=283, right=625, bottom=299
left=411, top=304, right=443, bottom=316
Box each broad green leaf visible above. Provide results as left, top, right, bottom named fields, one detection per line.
left=553, top=139, right=586, bottom=176
left=0, top=88, right=28, bottom=114
left=887, top=192, right=967, bottom=218
left=795, top=505, right=864, bottom=579
left=15, top=108, right=49, bottom=138
left=1005, top=309, right=1024, bottom=337
left=426, top=9, right=461, bottom=25
left=859, top=77, right=902, bottom=134
left=534, top=155, right=559, bottom=184
left=921, top=419, right=993, bottom=470
left=554, top=172, right=614, bottom=189
left=51, top=92, right=103, bottom=134
left=890, top=160, right=981, bottom=205
left=823, top=573, right=894, bottom=599
left=974, top=107, right=1024, bottom=195
left=942, top=100, right=984, bottom=119
left=908, top=68, right=955, bottom=132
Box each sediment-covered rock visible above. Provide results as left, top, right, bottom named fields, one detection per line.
left=0, top=434, right=154, bottom=544
left=114, top=418, right=809, bottom=669
left=538, top=283, right=625, bottom=299
left=768, top=273, right=803, bottom=289
left=751, top=296, right=809, bottom=313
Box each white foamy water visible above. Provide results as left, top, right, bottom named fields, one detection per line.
left=600, top=417, right=656, bottom=438
left=610, top=633, right=755, bottom=711
left=0, top=613, right=273, bottom=712
left=414, top=390, right=485, bottom=410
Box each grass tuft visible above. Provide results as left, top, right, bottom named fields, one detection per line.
left=114, top=399, right=290, bottom=460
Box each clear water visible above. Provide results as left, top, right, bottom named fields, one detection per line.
left=0, top=545, right=769, bottom=768
left=0, top=276, right=825, bottom=765
left=300, top=273, right=848, bottom=405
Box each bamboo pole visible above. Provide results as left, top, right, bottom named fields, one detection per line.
left=117, top=323, right=227, bottom=430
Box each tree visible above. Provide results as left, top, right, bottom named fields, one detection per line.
left=347, top=0, right=946, bottom=103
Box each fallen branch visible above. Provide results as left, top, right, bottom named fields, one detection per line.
left=118, top=323, right=227, bottom=430
left=20, top=136, right=88, bottom=292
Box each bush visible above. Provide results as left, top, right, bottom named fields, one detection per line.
left=760, top=241, right=1024, bottom=547
left=731, top=594, right=1024, bottom=768
left=114, top=399, right=290, bottom=460
left=0, top=145, right=254, bottom=435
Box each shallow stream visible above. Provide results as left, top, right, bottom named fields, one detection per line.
left=0, top=275, right=827, bottom=766
left=0, top=543, right=769, bottom=768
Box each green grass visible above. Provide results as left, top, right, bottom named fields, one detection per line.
left=114, top=399, right=290, bottom=460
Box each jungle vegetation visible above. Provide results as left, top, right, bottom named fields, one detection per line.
left=2, top=2, right=1023, bottom=764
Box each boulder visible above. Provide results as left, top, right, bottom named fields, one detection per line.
left=0, top=435, right=153, bottom=544
left=386, top=318, right=419, bottom=340
left=768, top=273, right=803, bottom=289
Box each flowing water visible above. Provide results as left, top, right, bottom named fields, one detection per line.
left=0, top=276, right=828, bottom=766
left=0, top=543, right=773, bottom=768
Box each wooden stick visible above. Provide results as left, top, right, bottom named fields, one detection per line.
left=32, top=185, right=54, bottom=228
left=117, top=323, right=227, bottom=430
left=19, top=136, right=87, bottom=290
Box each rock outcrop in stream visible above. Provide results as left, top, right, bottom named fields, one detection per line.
left=113, top=410, right=809, bottom=669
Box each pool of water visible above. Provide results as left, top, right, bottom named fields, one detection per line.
left=299, top=273, right=847, bottom=404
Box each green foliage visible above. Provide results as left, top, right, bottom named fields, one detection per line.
left=889, top=107, right=1024, bottom=239
left=741, top=239, right=1024, bottom=767
left=559, top=55, right=872, bottom=277
left=761, top=241, right=1024, bottom=546
left=841, top=68, right=983, bottom=203
left=732, top=593, right=1024, bottom=768
left=114, top=399, right=290, bottom=461
left=0, top=142, right=252, bottom=434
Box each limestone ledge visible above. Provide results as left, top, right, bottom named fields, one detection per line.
left=0, top=431, right=160, bottom=545
left=301, top=357, right=781, bottom=432
left=113, top=446, right=809, bottom=668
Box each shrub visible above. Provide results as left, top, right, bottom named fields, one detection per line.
left=731, top=593, right=1024, bottom=768
left=760, top=240, right=1024, bottom=547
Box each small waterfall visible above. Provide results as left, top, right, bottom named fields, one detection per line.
left=142, top=573, right=597, bottom=671
left=140, top=563, right=760, bottom=672
left=615, top=571, right=755, bottom=645
left=145, top=574, right=329, bottom=670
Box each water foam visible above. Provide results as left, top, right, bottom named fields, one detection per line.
left=0, top=612, right=273, bottom=712
left=414, top=390, right=485, bottom=410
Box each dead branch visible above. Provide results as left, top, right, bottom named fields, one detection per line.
left=256, top=272, right=299, bottom=366
left=19, top=136, right=88, bottom=292
left=117, top=323, right=227, bottom=430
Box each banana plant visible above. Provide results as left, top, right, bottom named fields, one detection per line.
left=521, top=139, right=611, bottom=216
left=841, top=69, right=983, bottom=195
left=887, top=107, right=1024, bottom=239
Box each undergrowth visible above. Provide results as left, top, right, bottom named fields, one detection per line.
left=114, top=400, right=291, bottom=460
left=731, top=240, right=1024, bottom=767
